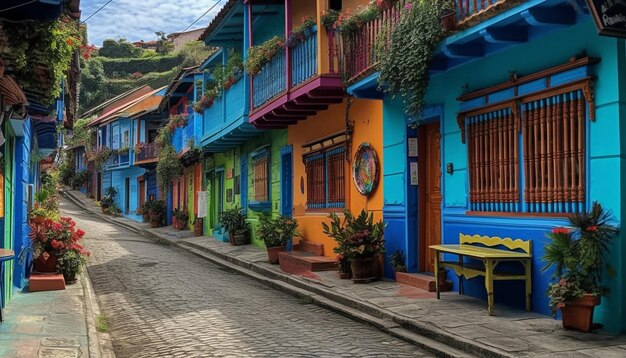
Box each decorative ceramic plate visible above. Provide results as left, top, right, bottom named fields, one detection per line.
left=352, top=142, right=379, bottom=196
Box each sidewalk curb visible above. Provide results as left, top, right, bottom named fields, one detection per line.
left=82, top=268, right=116, bottom=358
left=144, top=230, right=508, bottom=358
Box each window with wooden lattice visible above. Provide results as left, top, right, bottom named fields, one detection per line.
left=304, top=146, right=346, bottom=209
left=253, top=153, right=269, bottom=202
left=462, top=86, right=588, bottom=214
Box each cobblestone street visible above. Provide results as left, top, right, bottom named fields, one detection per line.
left=61, top=199, right=431, bottom=357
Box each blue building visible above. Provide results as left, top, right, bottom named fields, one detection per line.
left=345, top=0, right=626, bottom=333
left=90, top=87, right=166, bottom=221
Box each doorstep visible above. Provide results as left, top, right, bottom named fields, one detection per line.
left=141, top=227, right=626, bottom=358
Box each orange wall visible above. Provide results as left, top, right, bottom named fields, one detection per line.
left=288, top=98, right=383, bottom=257
left=292, top=0, right=316, bottom=27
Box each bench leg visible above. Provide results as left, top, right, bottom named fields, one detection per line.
left=484, top=260, right=494, bottom=316
left=434, top=251, right=440, bottom=300
left=525, top=259, right=532, bottom=312
left=458, top=256, right=464, bottom=295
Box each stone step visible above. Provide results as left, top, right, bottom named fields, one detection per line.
left=395, top=272, right=452, bottom=292
left=29, top=273, right=66, bottom=292
left=278, top=251, right=338, bottom=274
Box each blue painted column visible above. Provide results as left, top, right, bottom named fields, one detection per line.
left=382, top=96, right=417, bottom=278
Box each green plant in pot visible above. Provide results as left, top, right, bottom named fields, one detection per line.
left=390, top=250, right=407, bottom=276
left=542, top=202, right=618, bottom=332
left=142, top=199, right=155, bottom=222
left=220, top=207, right=249, bottom=246
left=322, top=209, right=386, bottom=283
left=173, top=208, right=189, bottom=230
left=149, top=200, right=165, bottom=228
left=100, top=187, right=117, bottom=212
left=257, top=215, right=301, bottom=264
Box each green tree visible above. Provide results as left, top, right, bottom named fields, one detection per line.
left=79, top=58, right=107, bottom=113
left=99, top=38, right=142, bottom=58
left=155, top=31, right=174, bottom=55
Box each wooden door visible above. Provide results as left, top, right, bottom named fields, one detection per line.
left=418, top=122, right=442, bottom=273
left=138, top=178, right=146, bottom=213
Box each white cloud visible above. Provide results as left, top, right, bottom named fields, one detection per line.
left=82, top=0, right=224, bottom=46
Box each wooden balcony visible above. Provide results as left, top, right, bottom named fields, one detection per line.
left=135, top=142, right=159, bottom=166
left=250, top=26, right=344, bottom=129
left=341, top=0, right=534, bottom=85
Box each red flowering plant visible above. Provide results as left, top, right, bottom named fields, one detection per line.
left=286, top=16, right=316, bottom=48
left=28, top=217, right=90, bottom=281
left=542, top=202, right=618, bottom=314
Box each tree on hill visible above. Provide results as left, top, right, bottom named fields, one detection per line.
left=99, top=38, right=143, bottom=58
left=155, top=31, right=174, bottom=55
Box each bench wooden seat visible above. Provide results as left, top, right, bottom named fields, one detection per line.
left=430, top=233, right=532, bottom=315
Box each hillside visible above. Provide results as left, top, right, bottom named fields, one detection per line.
left=79, top=38, right=212, bottom=114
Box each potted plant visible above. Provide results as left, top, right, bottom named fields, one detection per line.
left=56, top=247, right=89, bottom=284
left=220, top=207, right=250, bottom=246
left=29, top=205, right=49, bottom=225
left=173, top=208, right=189, bottom=230
left=390, top=250, right=407, bottom=279
left=322, top=209, right=386, bottom=283
left=142, top=199, right=155, bottom=222
left=100, top=187, right=117, bottom=212
left=542, top=202, right=618, bottom=332
left=149, top=200, right=165, bottom=228
left=193, top=217, right=203, bottom=237
left=257, top=215, right=301, bottom=264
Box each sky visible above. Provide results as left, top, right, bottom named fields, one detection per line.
left=82, top=0, right=224, bottom=46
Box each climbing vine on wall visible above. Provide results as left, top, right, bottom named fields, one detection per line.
left=376, top=0, right=447, bottom=118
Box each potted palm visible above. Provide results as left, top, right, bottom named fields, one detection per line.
left=322, top=209, right=386, bottom=283
left=542, top=202, right=618, bottom=332
left=257, top=215, right=301, bottom=264
left=220, top=207, right=249, bottom=246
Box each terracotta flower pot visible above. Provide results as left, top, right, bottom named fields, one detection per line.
left=266, top=246, right=286, bottom=264
left=30, top=216, right=45, bottom=225
left=561, top=294, right=601, bottom=332
left=33, top=252, right=58, bottom=273
left=350, top=257, right=377, bottom=283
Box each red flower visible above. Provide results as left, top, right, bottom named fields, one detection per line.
left=586, top=225, right=598, bottom=232
left=552, top=227, right=570, bottom=235
left=66, top=38, right=74, bottom=46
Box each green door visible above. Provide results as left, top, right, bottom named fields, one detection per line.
left=3, top=125, right=15, bottom=304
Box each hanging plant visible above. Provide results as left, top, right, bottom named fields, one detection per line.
left=287, top=16, right=316, bottom=48
left=166, top=113, right=189, bottom=131
left=156, top=145, right=183, bottom=194
left=2, top=15, right=82, bottom=104
left=376, top=0, right=445, bottom=118
left=244, top=36, right=286, bottom=76
left=90, top=147, right=112, bottom=170
left=321, top=9, right=341, bottom=29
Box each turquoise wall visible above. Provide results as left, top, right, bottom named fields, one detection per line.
left=109, top=166, right=146, bottom=221
left=384, top=18, right=626, bottom=332
left=420, top=18, right=626, bottom=331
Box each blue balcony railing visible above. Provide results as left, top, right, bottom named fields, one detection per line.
left=203, top=75, right=245, bottom=139
left=291, top=26, right=318, bottom=87
left=253, top=52, right=286, bottom=108
left=105, top=149, right=130, bottom=168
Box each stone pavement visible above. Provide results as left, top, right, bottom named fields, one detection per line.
left=62, top=198, right=436, bottom=357
left=145, top=225, right=626, bottom=358
left=0, top=273, right=106, bottom=358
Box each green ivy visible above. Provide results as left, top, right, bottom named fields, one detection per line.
left=376, top=0, right=446, bottom=118
left=156, top=145, right=182, bottom=194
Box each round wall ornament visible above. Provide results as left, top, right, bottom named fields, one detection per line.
left=352, top=142, right=379, bottom=196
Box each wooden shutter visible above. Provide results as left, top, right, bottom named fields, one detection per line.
left=305, top=152, right=325, bottom=209
left=522, top=89, right=585, bottom=213
left=327, top=146, right=346, bottom=208
left=466, top=105, right=520, bottom=212
left=253, top=155, right=269, bottom=202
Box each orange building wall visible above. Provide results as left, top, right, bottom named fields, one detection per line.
left=288, top=98, right=383, bottom=257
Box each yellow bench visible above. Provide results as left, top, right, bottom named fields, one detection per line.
left=430, top=234, right=532, bottom=315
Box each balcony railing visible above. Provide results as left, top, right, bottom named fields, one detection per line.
left=135, top=142, right=159, bottom=162
left=106, top=149, right=130, bottom=168
left=253, top=51, right=286, bottom=108
left=341, top=0, right=519, bottom=83
left=291, top=26, right=318, bottom=87
left=340, top=1, right=403, bottom=83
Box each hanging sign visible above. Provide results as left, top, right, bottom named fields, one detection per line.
left=410, top=162, right=419, bottom=186
left=197, top=191, right=207, bottom=218
left=586, top=0, right=626, bottom=38
left=408, top=138, right=418, bottom=157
